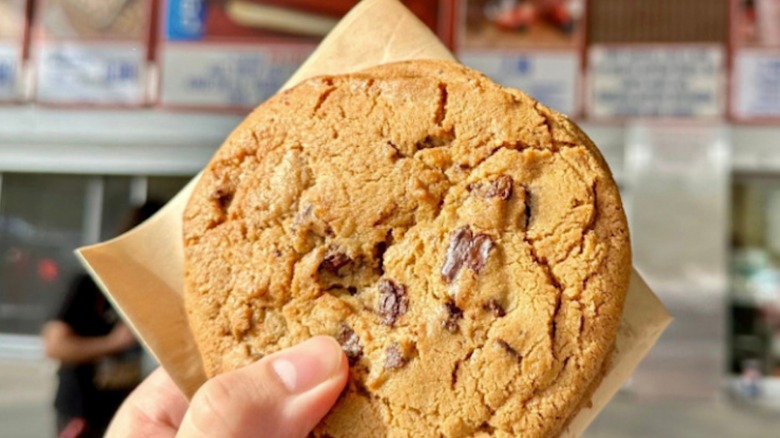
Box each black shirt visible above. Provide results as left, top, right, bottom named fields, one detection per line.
left=53, top=274, right=141, bottom=426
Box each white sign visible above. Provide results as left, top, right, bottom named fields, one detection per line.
left=734, top=50, right=780, bottom=119
left=35, top=42, right=147, bottom=104
left=588, top=46, right=724, bottom=118
left=0, top=43, right=21, bottom=100
left=160, top=44, right=314, bottom=108
left=460, top=51, right=580, bottom=116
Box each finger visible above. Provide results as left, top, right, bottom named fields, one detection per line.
left=177, top=336, right=348, bottom=438
left=106, top=367, right=190, bottom=438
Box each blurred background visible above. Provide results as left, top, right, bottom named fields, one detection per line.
left=1, top=0, right=780, bottom=437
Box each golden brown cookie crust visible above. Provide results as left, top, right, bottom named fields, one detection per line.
left=183, top=60, right=631, bottom=438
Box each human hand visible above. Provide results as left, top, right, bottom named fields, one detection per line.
left=108, top=322, right=137, bottom=352
left=106, top=336, right=349, bottom=438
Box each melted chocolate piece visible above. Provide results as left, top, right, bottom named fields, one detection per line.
left=336, top=325, right=363, bottom=365
left=466, top=233, right=494, bottom=273
left=378, top=279, right=408, bottom=326
left=485, top=175, right=513, bottom=200
left=441, top=226, right=495, bottom=283
left=441, top=227, right=472, bottom=283
left=385, top=343, right=408, bottom=369
left=320, top=252, right=352, bottom=274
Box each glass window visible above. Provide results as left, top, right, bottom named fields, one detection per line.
left=0, top=173, right=89, bottom=334
left=0, top=173, right=195, bottom=335
left=101, top=175, right=135, bottom=241
left=730, top=176, right=780, bottom=378
left=147, top=175, right=192, bottom=203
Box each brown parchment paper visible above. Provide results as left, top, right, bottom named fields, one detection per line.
left=77, top=0, right=671, bottom=435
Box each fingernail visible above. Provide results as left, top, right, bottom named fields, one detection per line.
left=271, top=336, right=344, bottom=394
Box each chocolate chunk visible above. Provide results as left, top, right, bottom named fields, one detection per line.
left=441, top=227, right=472, bottom=283
left=467, top=175, right=513, bottom=200
left=337, top=325, right=363, bottom=365
left=378, top=279, right=408, bottom=326
left=385, top=343, right=407, bottom=369
left=485, top=175, right=513, bottom=200
left=320, top=252, right=352, bottom=274
left=466, top=233, right=494, bottom=273
left=441, top=226, right=495, bottom=283
left=347, top=286, right=358, bottom=296
left=443, top=300, right=463, bottom=333
left=484, top=299, right=506, bottom=317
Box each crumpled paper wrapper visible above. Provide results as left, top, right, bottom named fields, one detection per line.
left=77, top=0, right=671, bottom=435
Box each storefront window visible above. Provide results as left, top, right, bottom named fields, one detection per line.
left=731, top=176, right=780, bottom=384
left=0, top=173, right=88, bottom=334
left=0, top=173, right=191, bottom=335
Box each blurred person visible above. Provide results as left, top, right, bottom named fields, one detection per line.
left=42, top=200, right=163, bottom=438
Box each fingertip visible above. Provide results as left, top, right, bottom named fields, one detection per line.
left=178, top=337, right=350, bottom=438
left=309, top=335, right=350, bottom=377
left=278, top=337, right=350, bottom=437
left=308, top=335, right=350, bottom=392
left=269, top=336, right=347, bottom=394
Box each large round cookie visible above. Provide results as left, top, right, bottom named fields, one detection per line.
left=183, top=60, right=631, bottom=437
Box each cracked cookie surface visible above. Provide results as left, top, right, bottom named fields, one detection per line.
left=183, top=60, right=631, bottom=438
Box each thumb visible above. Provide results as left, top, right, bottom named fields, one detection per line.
left=177, top=336, right=348, bottom=438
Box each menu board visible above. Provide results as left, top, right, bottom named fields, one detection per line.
left=158, top=0, right=445, bottom=110
left=455, top=0, right=584, bottom=117
left=587, top=45, right=725, bottom=119
left=32, top=0, right=154, bottom=105
left=0, top=0, right=28, bottom=102
left=731, top=0, right=780, bottom=120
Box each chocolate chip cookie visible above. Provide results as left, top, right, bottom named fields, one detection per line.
left=183, top=60, right=631, bottom=437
